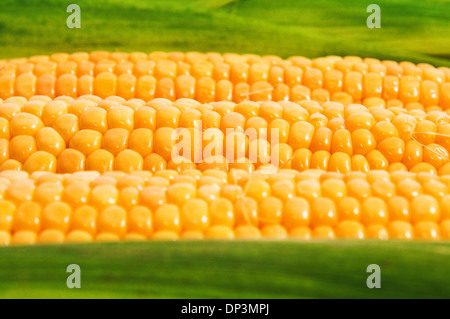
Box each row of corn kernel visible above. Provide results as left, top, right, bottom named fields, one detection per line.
left=2, top=52, right=449, bottom=83
left=2, top=53, right=450, bottom=107
left=1, top=168, right=450, bottom=245
left=3, top=218, right=449, bottom=245
left=1, top=69, right=449, bottom=109
left=0, top=97, right=449, bottom=174
left=2, top=94, right=450, bottom=141
left=5, top=57, right=447, bottom=91
left=2, top=95, right=449, bottom=131
left=3, top=146, right=447, bottom=176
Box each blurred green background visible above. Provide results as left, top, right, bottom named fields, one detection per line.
left=1, top=0, right=450, bottom=66
left=2, top=241, right=450, bottom=299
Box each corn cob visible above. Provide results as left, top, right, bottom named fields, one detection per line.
left=1, top=51, right=450, bottom=245
left=1, top=52, right=449, bottom=110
